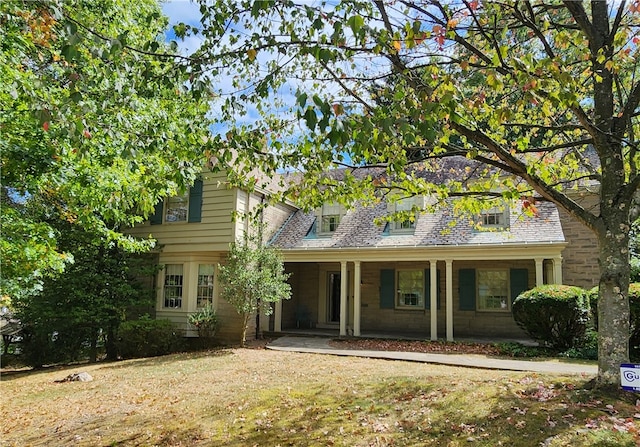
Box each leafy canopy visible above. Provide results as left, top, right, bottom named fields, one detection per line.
left=0, top=0, right=214, bottom=297
left=180, top=0, right=640, bottom=385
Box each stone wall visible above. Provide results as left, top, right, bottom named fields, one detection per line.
left=557, top=193, right=600, bottom=289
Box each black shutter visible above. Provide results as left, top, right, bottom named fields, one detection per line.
left=188, top=179, right=203, bottom=223
left=150, top=200, right=164, bottom=225
left=459, top=268, right=476, bottom=311
left=510, top=268, right=529, bottom=304
left=380, top=269, right=395, bottom=309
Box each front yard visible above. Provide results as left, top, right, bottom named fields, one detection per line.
left=2, top=346, right=639, bottom=446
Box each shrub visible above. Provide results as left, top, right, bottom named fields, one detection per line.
left=493, top=342, right=553, bottom=358
left=590, top=283, right=640, bottom=351
left=115, top=317, right=184, bottom=359
left=188, top=305, right=219, bottom=339
left=512, top=285, right=589, bottom=350
left=560, top=328, right=598, bottom=360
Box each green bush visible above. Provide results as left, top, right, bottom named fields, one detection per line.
left=115, top=318, right=184, bottom=359
left=188, top=305, right=219, bottom=339
left=512, top=285, right=589, bottom=350
left=493, top=342, right=553, bottom=358
left=590, top=283, right=640, bottom=351
left=560, top=328, right=598, bottom=360
left=20, top=322, right=94, bottom=368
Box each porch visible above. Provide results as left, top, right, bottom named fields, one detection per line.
left=269, top=247, right=566, bottom=343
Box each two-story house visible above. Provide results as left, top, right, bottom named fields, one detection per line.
left=126, top=171, right=295, bottom=342
left=127, top=168, right=600, bottom=344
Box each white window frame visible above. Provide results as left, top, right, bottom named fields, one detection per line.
left=477, top=269, right=510, bottom=312
left=165, top=192, right=189, bottom=223
left=196, top=264, right=215, bottom=308
left=317, top=203, right=344, bottom=235
left=163, top=264, right=184, bottom=309
left=396, top=269, right=424, bottom=309
left=477, top=206, right=509, bottom=229
left=392, top=197, right=417, bottom=232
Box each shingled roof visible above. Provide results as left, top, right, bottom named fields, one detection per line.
left=270, top=198, right=565, bottom=249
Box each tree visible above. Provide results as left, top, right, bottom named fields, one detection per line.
left=15, top=217, right=157, bottom=366
left=218, top=233, right=291, bottom=347
left=632, top=219, right=640, bottom=282
left=0, top=0, right=214, bottom=299
left=178, top=1, right=640, bottom=386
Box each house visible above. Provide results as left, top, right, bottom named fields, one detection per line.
left=126, top=165, right=600, bottom=343
left=125, top=170, right=295, bottom=342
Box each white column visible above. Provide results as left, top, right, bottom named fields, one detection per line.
left=535, top=258, right=544, bottom=286
left=430, top=260, right=438, bottom=341
left=274, top=299, right=282, bottom=332
left=552, top=256, right=563, bottom=284
left=446, top=259, right=454, bottom=341
left=354, top=261, right=361, bottom=337
left=340, top=261, right=348, bottom=336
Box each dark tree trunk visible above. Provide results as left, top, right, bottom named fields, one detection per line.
left=89, top=327, right=98, bottom=363
left=105, top=324, right=118, bottom=360
left=596, top=206, right=631, bottom=386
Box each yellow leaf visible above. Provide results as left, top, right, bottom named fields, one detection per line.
left=393, top=40, right=402, bottom=52
left=605, top=60, right=614, bottom=72
left=247, top=48, right=257, bottom=61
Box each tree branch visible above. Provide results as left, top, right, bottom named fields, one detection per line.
left=448, top=120, right=599, bottom=229
left=563, top=0, right=594, bottom=43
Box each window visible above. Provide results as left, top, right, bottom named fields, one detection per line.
left=394, top=198, right=416, bottom=231
left=477, top=269, right=509, bottom=311
left=150, top=180, right=203, bottom=225
left=163, top=264, right=183, bottom=308
left=165, top=193, right=188, bottom=222
left=397, top=270, right=424, bottom=308
left=478, top=206, right=508, bottom=229
left=197, top=264, right=215, bottom=308
left=319, top=203, right=342, bottom=234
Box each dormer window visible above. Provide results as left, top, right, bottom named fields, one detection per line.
left=386, top=196, right=421, bottom=235
left=318, top=203, right=343, bottom=235
left=478, top=206, right=509, bottom=229
left=394, top=198, right=416, bottom=231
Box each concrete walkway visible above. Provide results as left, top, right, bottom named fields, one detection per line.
left=267, top=336, right=598, bottom=375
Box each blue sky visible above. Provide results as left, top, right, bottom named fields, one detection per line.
left=161, top=0, right=204, bottom=54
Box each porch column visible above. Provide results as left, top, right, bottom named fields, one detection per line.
left=340, top=261, right=348, bottom=336
left=445, top=259, right=454, bottom=341
left=274, top=298, right=282, bottom=332
left=429, top=259, right=438, bottom=341
left=353, top=261, right=361, bottom=337
left=552, top=256, right=563, bottom=284
left=535, top=258, right=544, bottom=286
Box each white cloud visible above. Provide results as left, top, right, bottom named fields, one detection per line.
left=161, top=0, right=202, bottom=27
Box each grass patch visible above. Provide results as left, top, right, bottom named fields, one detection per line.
left=2, top=348, right=639, bottom=446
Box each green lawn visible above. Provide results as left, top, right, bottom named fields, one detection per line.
left=2, top=347, right=639, bottom=446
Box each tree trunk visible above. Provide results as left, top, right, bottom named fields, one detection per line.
left=241, top=313, right=250, bottom=347
left=89, top=327, right=98, bottom=363
left=596, top=213, right=631, bottom=387
left=105, top=324, right=118, bottom=361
